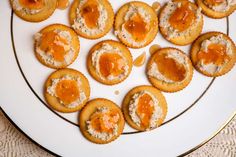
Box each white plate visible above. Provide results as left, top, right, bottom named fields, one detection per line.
left=0, top=0, right=235, bottom=156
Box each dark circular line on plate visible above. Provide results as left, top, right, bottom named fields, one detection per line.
left=226, top=17, right=229, bottom=35
left=177, top=16, right=230, bottom=157
left=124, top=13, right=229, bottom=136
left=162, top=78, right=215, bottom=126
left=7, top=7, right=230, bottom=157
left=10, top=10, right=218, bottom=136
left=0, top=107, right=61, bottom=157
left=122, top=78, right=216, bottom=135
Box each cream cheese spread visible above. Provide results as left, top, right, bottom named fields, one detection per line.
left=12, top=0, right=43, bottom=15
left=197, top=34, right=233, bottom=74
left=35, top=29, right=75, bottom=67
left=47, top=75, right=86, bottom=108
left=148, top=50, right=189, bottom=83
left=116, top=4, right=151, bottom=47
left=159, top=1, right=202, bottom=40
left=86, top=107, right=119, bottom=141
left=72, top=0, right=108, bottom=36
left=129, top=91, right=163, bottom=130
left=91, top=43, right=129, bottom=81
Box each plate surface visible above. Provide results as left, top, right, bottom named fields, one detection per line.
left=0, top=0, right=235, bottom=156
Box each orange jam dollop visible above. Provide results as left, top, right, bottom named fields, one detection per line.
left=204, top=0, right=225, bottom=6
left=57, top=0, right=69, bottom=10
left=152, top=2, right=161, bottom=13
left=169, top=1, right=196, bottom=32
left=81, top=0, right=100, bottom=29
left=198, top=43, right=229, bottom=66
left=19, top=0, right=44, bottom=10
left=40, top=31, right=69, bottom=62
left=149, top=44, right=161, bottom=55
left=55, top=79, right=80, bottom=105
left=136, top=93, right=155, bottom=129
left=124, top=13, right=149, bottom=42
left=89, top=108, right=120, bottom=134
left=99, top=53, right=126, bottom=78
left=133, top=52, right=146, bottom=67
left=154, top=53, right=186, bottom=82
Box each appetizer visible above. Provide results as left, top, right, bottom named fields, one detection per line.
left=87, top=40, right=133, bottom=85
left=69, top=0, right=114, bottom=39
left=196, top=0, right=236, bottom=18
left=191, top=32, right=236, bottom=77
left=44, top=68, right=90, bottom=113
left=147, top=47, right=193, bottom=92
left=34, top=24, right=80, bottom=69
left=159, top=0, right=203, bottom=45
left=122, top=85, right=167, bottom=131
left=79, top=98, right=124, bottom=144
left=114, top=1, right=158, bottom=48
left=10, top=0, right=57, bottom=22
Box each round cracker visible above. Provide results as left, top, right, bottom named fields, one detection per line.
left=79, top=98, right=125, bottom=144
left=159, top=0, right=203, bottom=46
left=87, top=40, right=133, bottom=85
left=190, top=31, right=236, bottom=77
left=10, top=0, right=57, bottom=22
left=147, top=47, right=194, bottom=93
left=69, top=0, right=114, bottom=39
left=122, top=85, right=168, bottom=131
left=196, top=0, right=236, bottom=19
left=34, top=24, right=80, bottom=69
left=44, top=68, right=90, bottom=113
left=114, top=1, right=158, bottom=49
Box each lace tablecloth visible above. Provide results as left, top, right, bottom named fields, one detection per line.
left=0, top=111, right=235, bottom=157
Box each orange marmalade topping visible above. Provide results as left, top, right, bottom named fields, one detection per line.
left=169, top=2, right=196, bottom=32
left=124, top=13, right=149, bottom=42
left=149, top=44, right=161, bottom=55
left=198, top=43, right=229, bottom=66
left=40, top=31, right=69, bottom=62
left=152, top=2, right=161, bottom=13
left=136, top=93, right=154, bottom=128
left=81, top=0, right=100, bottom=29
left=204, top=0, right=225, bottom=6
left=55, top=79, right=80, bottom=105
left=90, top=109, right=119, bottom=133
left=154, top=53, right=186, bottom=82
left=19, top=0, right=44, bottom=10
left=133, top=52, right=146, bottom=67
left=57, top=0, right=69, bottom=10
left=99, top=53, right=126, bottom=78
